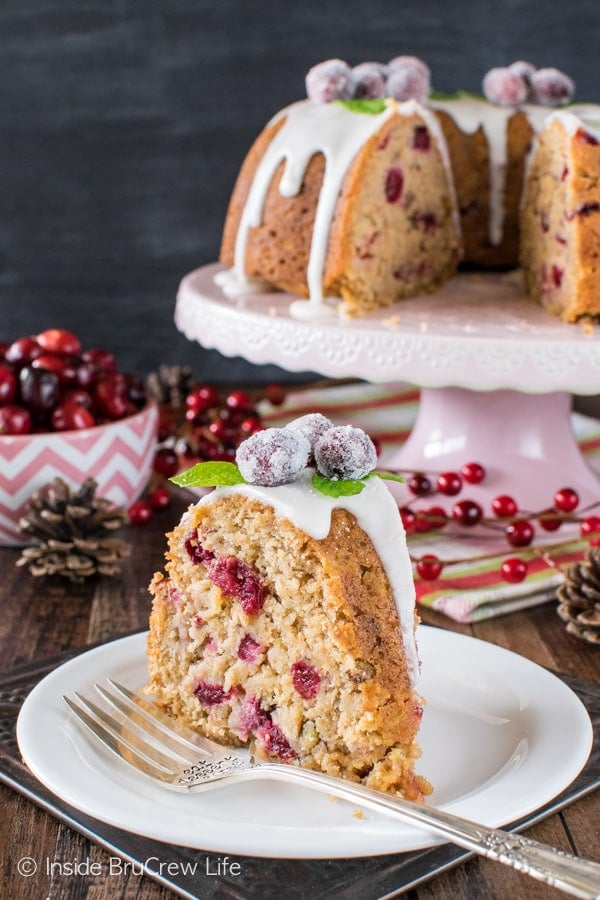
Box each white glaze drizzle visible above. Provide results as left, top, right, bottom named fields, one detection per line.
left=225, top=98, right=459, bottom=317
left=547, top=104, right=600, bottom=142
left=197, top=470, right=420, bottom=684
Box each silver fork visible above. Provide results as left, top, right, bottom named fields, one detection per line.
left=64, top=680, right=600, bottom=899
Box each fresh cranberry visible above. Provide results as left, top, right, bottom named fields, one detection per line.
left=385, top=167, right=404, bottom=203
left=208, top=556, right=264, bottom=615
left=148, top=487, right=171, bottom=510
left=0, top=404, right=32, bottom=435
left=81, top=347, right=117, bottom=373
left=94, top=375, right=131, bottom=420
left=0, top=365, right=17, bottom=404
left=436, top=471, right=462, bottom=496
left=581, top=516, right=600, bottom=539
left=506, top=520, right=535, bottom=547
left=264, top=384, right=285, bottom=406
left=186, top=385, right=221, bottom=415
left=193, top=680, right=233, bottom=707
left=208, top=419, right=229, bottom=441
left=501, top=557, right=528, bottom=583
left=153, top=447, right=179, bottom=478
left=407, top=472, right=432, bottom=496
left=239, top=416, right=264, bottom=436
left=36, top=328, right=81, bottom=356
left=452, top=499, right=483, bottom=526
left=416, top=554, right=444, bottom=580
left=461, top=461, right=485, bottom=484
left=491, top=494, right=518, bottom=518
left=553, top=487, right=579, bottom=512
left=5, top=337, right=43, bottom=368
left=225, top=389, right=253, bottom=412
left=128, top=500, right=153, bottom=526
left=291, top=660, right=321, bottom=699
left=538, top=508, right=562, bottom=532
left=51, top=401, right=96, bottom=431
left=19, top=366, right=61, bottom=418
left=32, top=353, right=78, bottom=385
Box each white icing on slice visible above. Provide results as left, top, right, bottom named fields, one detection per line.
left=198, top=470, right=420, bottom=684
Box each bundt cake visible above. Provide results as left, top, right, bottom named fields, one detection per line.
left=146, top=418, right=431, bottom=800
left=215, top=56, right=600, bottom=323
left=520, top=108, right=600, bottom=322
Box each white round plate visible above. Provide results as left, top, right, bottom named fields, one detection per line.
left=17, top=627, right=592, bottom=859
left=175, top=264, right=600, bottom=394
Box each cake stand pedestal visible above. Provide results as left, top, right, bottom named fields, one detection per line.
left=175, top=264, right=600, bottom=511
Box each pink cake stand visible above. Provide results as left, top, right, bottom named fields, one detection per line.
left=175, top=263, right=600, bottom=512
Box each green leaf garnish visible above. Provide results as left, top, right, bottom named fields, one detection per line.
left=429, top=90, right=484, bottom=101
left=170, top=461, right=247, bottom=489
left=312, top=473, right=366, bottom=497
left=371, top=471, right=405, bottom=484
left=337, top=98, right=387, bottom=115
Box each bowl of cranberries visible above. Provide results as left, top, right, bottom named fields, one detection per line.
left=0, top=329, right=158, bottom=546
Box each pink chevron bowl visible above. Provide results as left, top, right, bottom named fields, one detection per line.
left=0, top=402, right=159, bottom=546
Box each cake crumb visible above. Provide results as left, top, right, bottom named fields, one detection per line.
left=353, top=809, right=364, bottom=820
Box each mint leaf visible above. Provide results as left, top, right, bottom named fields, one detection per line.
left=170, top=461, right=247, bottom=489
left=312, top=473, right=365, bottom=497
left=337, top=98, right=387, bottom=115
left=371, top=471, right=405, bottom=484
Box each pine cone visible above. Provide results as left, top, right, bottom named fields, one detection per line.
left=556, top=548, right=600, bottom=644
left=16, top=477, right=130, bottom=583
left=145, top=364, right=196, bottom=408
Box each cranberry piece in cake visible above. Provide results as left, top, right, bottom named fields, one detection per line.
left=258, top=719, right=297, bottom=761
left=291, top=660, right=321, bottom=699
left=384, top=167, right=404, bottom=203
left=237, top=633, right=264, bottom=662
left=194, top=680, right=234, bottom=707
left=208, top=556, right=264, bottom=615
left=184, top=529, right=215, bottom=566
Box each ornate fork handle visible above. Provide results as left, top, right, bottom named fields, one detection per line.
left=248, top=764, right=600, bottom=899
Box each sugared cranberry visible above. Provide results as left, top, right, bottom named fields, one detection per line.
left=286, top=413, right=333, bottom=463
left=386, top=56, right=431, bottom=102
left=436, top=471, right=462, bottom=496
left=530, top=67, right=575, bottom=106
left=452, top=499, right=483, bottom=526
left=306, top=58, right=354, bottom=104
left=291, top=660, right=321, bottom=699
left=237, top=427, right=310, bottom=486
left=483, top=67, right=529, bottom=106
left=128, top=500, right=153, bottom=526
left=36, top=328, right=81, bottom=356
left=461, top=461, right=485, bottom=484
left=416, top=554, right=444, bottom=580
left=506, top=519, right=535, bottom=547
left=314, top=425, right=377, bottom=480
left=0, top=404, right=32, bottom=435
left=352, top=62, right=386, bottom=99
left=385, top=167, right=404, bottom=203
left=194, top=680, right=233, bottom=707
left=492, top=494, right=518, bottom=518
left=553, top=487, right=579, bottom=512
left=501, top=557, right=528, bottom=584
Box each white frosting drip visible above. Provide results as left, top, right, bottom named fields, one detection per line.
left=548, top=104, right=600, bottom=143
left=198, top=471, right=420, bottom=684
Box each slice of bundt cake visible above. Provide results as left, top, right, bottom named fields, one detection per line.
left=220, top=98, right=462, bottom=317
left=520, top=108, right=600, bottom=322
left=146, top=417, right=430, bottom=800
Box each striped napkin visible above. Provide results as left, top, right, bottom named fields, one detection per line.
left=260, top=381, right=600, bottom=623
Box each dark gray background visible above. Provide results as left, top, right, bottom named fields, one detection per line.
left=2, top=0, right=599, bottom=385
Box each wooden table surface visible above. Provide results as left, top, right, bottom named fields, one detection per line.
left=1, top=489, right=598, bottom=900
